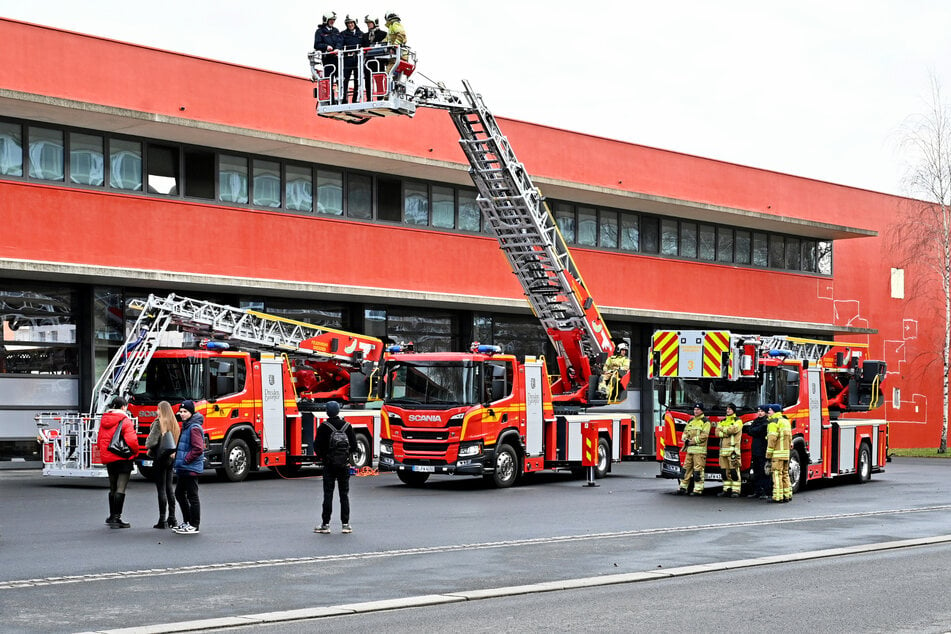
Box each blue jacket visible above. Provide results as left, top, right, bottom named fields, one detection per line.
left=314, top=25, right=341, bottom=52
left=174, top=412, right=205, bottom=475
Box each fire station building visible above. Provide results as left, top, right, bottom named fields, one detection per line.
left=0, top=17, right=937, bottom=466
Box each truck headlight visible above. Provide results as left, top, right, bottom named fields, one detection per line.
left=458, top=441, right=482, bottom=458
left=664, top=447, right=680, bottom=461
left=380, top=440, right=393, bottom=455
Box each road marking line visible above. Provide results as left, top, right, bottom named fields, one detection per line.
left=77, top=533, right=951, bottom=634
left=7, top=503, right=951, bottom=591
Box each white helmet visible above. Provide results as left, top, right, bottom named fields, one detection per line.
left=344, top=14, right=356, bottom=23
left=322, top=11, right=336, bottom=22
left=385, top=11, right=400, bottom=22
left=365, top=14, right=378, bottom=24
left=617, top=342, right=629, bottom=353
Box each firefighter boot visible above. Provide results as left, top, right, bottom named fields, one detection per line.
left=111, top=493, right=131, bottom=529
left=690, top=471, right=704, bottom=495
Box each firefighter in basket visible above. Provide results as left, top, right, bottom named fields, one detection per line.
left=766, top=404, right=793, bottom=503
left=598, top=342, right=630, bottom=400
left=676, top=403, right=710, bottom=496
left=715, top=403, right=743, bottom=498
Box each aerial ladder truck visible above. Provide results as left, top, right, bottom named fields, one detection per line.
left=307, top=46, right=637, bottom=488
left=37, top=293, right=384, bottom=481
left=649, top=329, right=888, bottom=493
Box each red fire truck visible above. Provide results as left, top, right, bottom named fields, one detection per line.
left=37, top=294, right=383, bottom=481
left=650, top=330, right=888, bottom=492
left=308, top=50, right=638, bottom=488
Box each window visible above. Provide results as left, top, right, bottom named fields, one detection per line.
left=698, top=224, right=716, bottom=261
left=285, top=164, right=313, bottom=212
left=347, top=172, right=372, bottom=219
left=661, top=219, right=679, bottom=256
left=432, top=185, right=454, bottom=228
left=69, top=132, right=103, bottom=186
left=577, top=206, right=597, bottom=246
left=554, top=202, right=575, bottom=243
left=735, top=230, right=751, bottom=265
left=28, top=127, right=64, bottom=181
left=680, top=221, right=697, bottom=259
left=717, top=227, right=734, bottom=263
left=801, top=240, right=817, bottom=272
left=599, top=210, right=618, bottom=248
left=253, top=159, right=281, bottom=208
left=218, top=154, right=248, bottom=203
left=0, top=121, right=22, bottom=176
left=109, top=139, right=142, bottom=191
left=146, top=143, right=179, bottom=195
left=785, top=237, right=801, bottom=270
left=404, top=181, right=429, bottom=225
left=641, top=216, right=659, bottom=253
left=620, top=213, right=639, bottom=251
left=769, top=235, right=785, bottom=268
left=0, top=286, right=77, bottom=375
left=752, top=232, right=768, bottom=267
left=377, top=176, right=401, bottom=222
left=818, top=241, right=832, bottom=275
left=183, top=148, right=215, bottom=199
left=316, top=169, right=343, bottom=215
left=458, top=189, right=480, bottom=232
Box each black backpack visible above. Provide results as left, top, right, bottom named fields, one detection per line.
left=327, top=420, right=351, bottom=467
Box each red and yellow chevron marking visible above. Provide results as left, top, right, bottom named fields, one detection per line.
left=653, top=330, right=680, bottom=377
left=702, top=331, right=731, bottom=378
left=583, top=435, right=597, bottom=466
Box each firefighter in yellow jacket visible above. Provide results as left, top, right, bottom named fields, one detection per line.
left=766, top=404, right=792, bottom=502
left=715, top=403, right=743, bottom=498
left=676, top=403, right=710, bottom=496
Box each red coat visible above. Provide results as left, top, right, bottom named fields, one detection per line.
left=96, top=409, right=140, bottom=463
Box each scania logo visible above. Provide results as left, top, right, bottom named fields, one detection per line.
left=408, top=414, right=442, bottom=422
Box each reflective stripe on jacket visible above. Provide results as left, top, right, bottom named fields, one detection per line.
left=683, top=415, right=710, bottom=455
left=766, top=414, right=791, bottom=459
left=716, top=413, right=743, bottom=456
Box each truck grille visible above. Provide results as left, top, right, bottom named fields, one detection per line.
left=403, top=442, right=450, bottom=454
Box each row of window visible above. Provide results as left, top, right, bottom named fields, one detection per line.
left=0, top=117, right=831, bottom=274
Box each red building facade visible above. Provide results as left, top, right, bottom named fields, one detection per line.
left=0, top=18, right=938, bottom=464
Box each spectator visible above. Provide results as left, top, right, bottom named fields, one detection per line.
left=314, top=11, right=342, bottom=103
left=172, top=400, right=204, bottom=535
left=96, top=396, right=140, bottom=529
left=145, top=400, right=181, bottom=529
left=314, top=400, right=356, bottom=534
left=339, top=15, right=364, bottom=104
left=745, top=405, right=772, bottom=499
left=362, top=15, right=388, bottom=100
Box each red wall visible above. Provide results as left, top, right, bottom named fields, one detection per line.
left=0, top=18, right=942, bottom=448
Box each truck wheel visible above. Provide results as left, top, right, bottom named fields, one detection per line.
left=219, top=438, right=251, bottom=482
left=487, top=443, right=519, bottom=488
left=856, top=442, right=872, bottom=483
left=788, top=446, right=804, bottom=494
left=595, top=438, right=610, bottom=479
left=351, top=433, right=371, bottom=469
left=397, top=470, right=429, bottom=487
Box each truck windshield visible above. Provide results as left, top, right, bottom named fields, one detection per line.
left=665, top=377, right=760, bottom=414
left=130, top=357, right=205, bottom=403
left=383, top=360, right=481, bottom=407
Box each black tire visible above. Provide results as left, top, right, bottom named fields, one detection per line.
left=856, top=442, right=872, bottom=483
left=397, top=470, right=430, bottom=486
left=351, top=433, right=371, bottom=469
left=486, top=443, right=520, bottom=488
left=594, top=437, right=610, bottom=479
left=137, top=463, right=157, bottom=482
left=219, top=438, right=251, bottom=482
left=788, top=445, right=804, bottom=494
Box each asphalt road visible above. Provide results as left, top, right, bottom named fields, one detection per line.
left=1, top=458, right=949, bottom=633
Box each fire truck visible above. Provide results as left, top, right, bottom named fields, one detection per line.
left=650, top=330, right=888, bottom=492
left=36, top=293, right=384, bottom=481
left=308, top=47, right=637, bottom=488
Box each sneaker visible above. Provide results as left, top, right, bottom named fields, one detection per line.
left=173, top=523, right=199, bottom=534
left=341, top=524, right=352, bottom=534
left=314, top=524, right=331, bottom=534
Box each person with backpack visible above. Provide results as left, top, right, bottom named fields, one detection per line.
left=315, top=400, right=356, bottom=534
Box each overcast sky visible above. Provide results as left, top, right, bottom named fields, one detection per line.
left=3, top=1, right=950, bottom=196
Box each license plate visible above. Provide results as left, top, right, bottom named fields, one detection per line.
left=139, top=459, right=153, bottom=468
left=706, top=473, right=722, bottom=481
left=412, top=465, right=435, bottom=473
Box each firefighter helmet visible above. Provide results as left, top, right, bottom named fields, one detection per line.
left=322, top=11, right=336, bottom=22
left=385, top=11, right=400, bottom=22
left=344, top=14, right=356, bottom=23
left=365, top=14, right=378, bottom=24
left=617, top=342, right=629, bottom=353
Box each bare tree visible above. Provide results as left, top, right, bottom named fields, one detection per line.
left=894, top=76, right=951, bottom=453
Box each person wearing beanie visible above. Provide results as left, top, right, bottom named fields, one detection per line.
left=744, top=405, right=772, bottom=498
left=314, top=400, right=356, bottom=534
left=172, top=400, right=204, bottom=534
left=676, top=403, right=710, bottom=496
